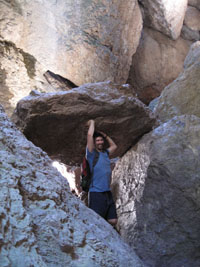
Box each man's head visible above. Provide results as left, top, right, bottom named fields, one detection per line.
left=93, top=131, right=105, bottom=151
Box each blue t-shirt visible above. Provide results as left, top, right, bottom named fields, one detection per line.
left=86, top=148, right=111, bottom=192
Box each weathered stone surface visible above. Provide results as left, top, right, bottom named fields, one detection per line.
left=43, top=70, right=77, bottom=91
left=0, top=104, right=144, bottom=267
left=0, top=40, right=54, bottom=117
left=154, top=41, right=200, bottom=122
left=181, top=6, right=200, bottom=41
left=112, top=115, right=200, bottom=267
left=139, top=0, right=188, bottom=40
left=12, top=81, right=156, bottom=165
left=0, top=0, right=142, bottom=85
left=188, top=0, right=200, bottom=10
left=128, top=28, right=191, bottom=104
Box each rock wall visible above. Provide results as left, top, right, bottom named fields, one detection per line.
left=112, top=115, right=200, bottom=266
left=0, top=0, right=142, bottom=86
left=1, top=0, right=200, bottom=112
left=0, top=105, right=144, bottom=267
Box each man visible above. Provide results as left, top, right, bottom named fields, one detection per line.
left=86, top=119, right=118, bottom=226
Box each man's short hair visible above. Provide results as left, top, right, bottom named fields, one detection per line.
left=93, top=131, right=105, bottom=141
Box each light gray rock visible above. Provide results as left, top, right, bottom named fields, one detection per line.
left=112, top=115, right=200, bottom=267
left=0, top=40, right=54, bottom=117
left=154, top=41, right=200, bottom=122
left=11, top=81, right=156, bottom=165
left=0, top=0, right=142, bottom=86
left=0, top=104, right=145, bottom=267
left=139, top=0, right=188, bottom=40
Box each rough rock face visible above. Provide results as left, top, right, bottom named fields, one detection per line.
left=0, top=0, right=142, bottom=85
left=154, top=41, right=200, bottom=122
left=0, top=40, right=53, bottom=117
left=181, top=6, right=200, bottom=41
left=188, top=0, right=200, bottom=10
left=12, top=81, right=156, bottom=165
left=112, top=115, right=200, bottom=267
left=0, top=105, right=144, bottom=267
left=128, top=28, right=191, bottom=104
left=139, top=0, right=188, bottom=40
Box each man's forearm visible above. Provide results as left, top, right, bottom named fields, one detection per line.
left=88, top=120, right=95, bottom=136
left=100, top=132, right=117, bottom=155
left=87, top=120, right=95, bottom=152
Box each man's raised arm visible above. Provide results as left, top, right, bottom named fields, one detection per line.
left=87, top=120, right=95, bottom=153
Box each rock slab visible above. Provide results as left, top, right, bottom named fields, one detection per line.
left=12, top=82, right=156, bottom=165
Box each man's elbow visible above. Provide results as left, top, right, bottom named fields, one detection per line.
left=112, top=144, right=117, bottom=152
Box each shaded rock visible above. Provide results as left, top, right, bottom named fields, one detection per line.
left=188, top=0, right=200, bottom=10
left=12, top=81, right=156, bottom=165
left=128, top=28, right=191, bottom=104
left=112, top=115, right=200, bottom=267
left=0, top=104, right=144, bottom=267
left=0, top=40, right=54, bottom=117
left=139, top=0, right=188, bottom=40
left=44, top=70, right=77, bottom=91
left=154, top=41, right=200, bottom=122
left=181, top=6, right=200, bottom=41
left=0, top=0, right=142, bottom=85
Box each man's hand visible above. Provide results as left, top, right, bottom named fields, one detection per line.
left=99, top=131, right=107, bottom=138
left=86, top=119, right=94, bottom=127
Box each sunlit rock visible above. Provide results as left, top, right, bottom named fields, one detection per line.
left=0, top=105, right=145, bottom=267
left=0, top=40, right=53, bottom=117
left=154, top=41, right=200, bottom=122
left=112, top=115, right=200, bottom=267
left=139, top=0, right=188, bottom=40
left=11, top=81, right=156, bottom=165
left=0, top=0, right=142, bottom=85
left=128, top=27, right=191, bottom=104
left=181, top=6, right=200, bottom=41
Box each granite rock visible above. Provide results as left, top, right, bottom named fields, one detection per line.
left=112, top=115, right=200, bottom=267
left=154, top=41, right=200, bottom=122
left=0, top=104, right=144, bottom=267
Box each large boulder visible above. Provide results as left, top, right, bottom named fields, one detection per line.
left=139, top=0, right=188, bottom=40
left=128, top=27, right=191, bottom=104
left=12, top=81, right=156, bottom=165
left=112, top=115, right=200, bottom=267
left=181, top=6, right=200, bottom=41
left=154, top=41, right=200, bottom=122
left=0, top=0, right=142, bottom=85
left=0, top=40, right=53, bottom=117
left=0, top=104, right=144, bottom=267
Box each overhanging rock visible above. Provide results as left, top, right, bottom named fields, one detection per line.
left=12, top=81, right=156, bottom=165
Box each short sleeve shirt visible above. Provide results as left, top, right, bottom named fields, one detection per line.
left=86, top=147, right=111, bottom=192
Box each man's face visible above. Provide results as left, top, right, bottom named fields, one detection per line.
left=95, top=136, right=104, bottom=151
